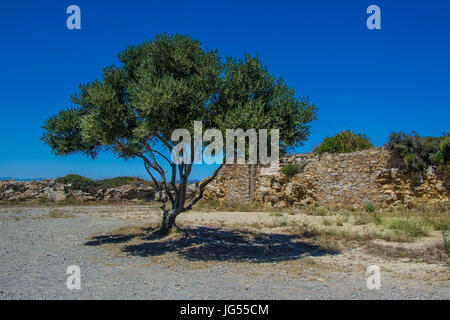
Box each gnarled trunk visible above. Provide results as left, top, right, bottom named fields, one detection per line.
left=158, top=209, right=180, bottom=235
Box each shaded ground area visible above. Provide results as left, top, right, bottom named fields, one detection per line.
left=86, top=226, right=338, bottom=262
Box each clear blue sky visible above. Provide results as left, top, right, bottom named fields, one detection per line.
left=0, top=0, right=449, bottom=180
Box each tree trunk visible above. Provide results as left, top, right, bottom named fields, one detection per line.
left=158, top=209, right=179, bottom=235
left=249, top=163, right=256, bottom=202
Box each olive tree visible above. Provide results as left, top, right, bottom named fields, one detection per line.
left=42, top=34, right=316, bottom=235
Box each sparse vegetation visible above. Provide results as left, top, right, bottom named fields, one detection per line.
left=310, top=204, right=331, bottom=216
left=353, top=211, right=370, bottom=225
left=266, top=217, right=289, bottom=228
left=195, top=199, right=299, bottom=215
left=366, top=242, right=449, bottom=265
left=373, top=213, right=384, bottom=225
left=269, top=212, right=283, bottom=217
left=47, top=210, right=74, bottom=218
left=443, top=230, right=450, bottom=254
left=388, top=218, right=429, bottom=238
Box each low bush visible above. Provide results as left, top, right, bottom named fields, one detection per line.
left=310, top=205, right=331, bottom=216
left=314, top=130, right=373, bottom=154
left=55, top=174, right=98, bottom=192
left=281, top=163, right=300, bottom=177
left=363, top=201, right=376, bottom=213
left=97, top=176, right=150, bottom=188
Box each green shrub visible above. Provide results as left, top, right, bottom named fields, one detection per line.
left=282, top=163, right=300, bottom=177
left=364, top=201, right=375, bottom=213
left=437, top=136, right=450, bottom=163
left=55, top=174, right=98, bottom=192
left=386, top=131, right=449, bottom=171
left=311, top=205, right=331, bottom=216
left=97, top=177, right=150, bottom=188
left=55, top=174, right=149, bottom=192
left=314, top=130, right=373, bottom=154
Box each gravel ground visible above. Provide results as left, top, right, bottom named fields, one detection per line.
left=0, top=205, right=448, bottom=300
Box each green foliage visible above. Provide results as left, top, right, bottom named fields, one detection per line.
left=55, top=174, right=149, bottom=192
left=281, top=163, right=300, bottom=177
left=213, top=55, right=316, bottom=154
left=385, top=132, right=449, bottom=171
left=55, top=174, right=98, bottom=192
left=42, top=108, right=100, bottom=158
left=313, top=130, right=373, bottom=154
left=438, top=136, right=450, bottom=163
left=363, top=201, right=375, bottom=213
left=98, top=176, right=150, bottom=188
left=443, top=230, right=450, bottom=254
left=42, top=33, right=317, bottom=161
left=389, top=218, right=428, bottom=238
left=311, top=205, right=331, bottom=216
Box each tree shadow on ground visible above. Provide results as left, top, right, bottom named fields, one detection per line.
left=85, top=225, right=339, bottom=263
left=85, top=234, right=139, bottom=246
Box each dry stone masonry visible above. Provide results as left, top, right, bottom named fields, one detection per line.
left=203, top=148, right=449, bottom=208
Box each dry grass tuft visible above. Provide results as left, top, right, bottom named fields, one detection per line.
left=47, top=210, right=74, bottom=218
left=365, top=242, right=449, bottom=265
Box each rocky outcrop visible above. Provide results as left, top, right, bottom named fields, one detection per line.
left=203, top=148, right=449, bottom=208
left=0, top=180, right=156, bottom=203
left=0, top=179, right=200, bottom=203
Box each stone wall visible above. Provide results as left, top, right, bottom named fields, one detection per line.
left=203, top=165, right=251, bottom=204
left=203, top=148, right=450, bottom=208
